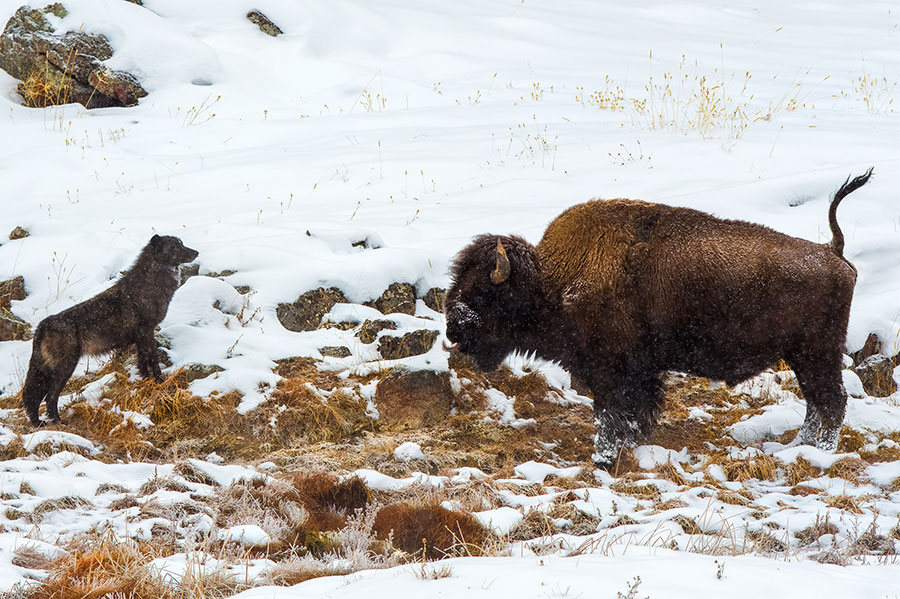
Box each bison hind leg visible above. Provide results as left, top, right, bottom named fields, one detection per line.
left=789, top=355, right=847, bottom=451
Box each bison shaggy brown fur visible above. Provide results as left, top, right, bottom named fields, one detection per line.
left=444, top=170, right=873, bottom=466
left=22, top=235, right=198, bottom=426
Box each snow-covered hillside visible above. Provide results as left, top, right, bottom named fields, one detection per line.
left=0, top=0, right=899, bottom=596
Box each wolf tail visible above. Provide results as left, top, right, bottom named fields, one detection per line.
left=829, top=167, right=873, bottom=257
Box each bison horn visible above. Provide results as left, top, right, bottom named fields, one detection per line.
left=491, top=238, right=511, bottom=285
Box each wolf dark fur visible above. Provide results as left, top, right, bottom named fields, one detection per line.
left=22, top=235, right=198, bottom=426
left=445, top=170, right=873, bottom=466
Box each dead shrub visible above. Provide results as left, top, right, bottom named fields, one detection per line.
left=373, top=500, right=489, bottom=559
left=851, top=520, right=896, bottom=556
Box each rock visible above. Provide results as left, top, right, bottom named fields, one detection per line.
left=375, top=368, right=453, bottom=430
left=276, top=287, right=347, bottom=332
left=851, top=333, right=883, bottom=366
left=422, top=287, right=446, bottom=313
left=319, top=346, right=351, bottom=358
left=378, top=330, right=438, bottom=360
left=247, top=10, right=283, bottom=37
left=0, top=310, right=31, bottom=341
left=356, top=319, right=396, bottom=344
left=0, top=276, right=25, bottom=310
left=0, top=4, right=147, bottom=108
left=0, top=276, right=30, bottom=341
left=8, top=226, right=28, bottom=240
left=853, top=354, right=897, bottom=397
left=374, top=282, right=416, bottom=315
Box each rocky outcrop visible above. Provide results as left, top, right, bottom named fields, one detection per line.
left=356, top=319, right=396, bottom=344
left=0, top=4, right=147, bottom=108
left=422, top=287, right=446, bottom=313
left=853, top=354, right=897, bottom=397
left=319, top=346, right=351, bottom=358
left=247, top=10, right=283, bottom=37
left=378, top=330, right=438, bottom=360
left=276, top=287, right=347, bottom=332
left=373, top=282, right=416, bottom=316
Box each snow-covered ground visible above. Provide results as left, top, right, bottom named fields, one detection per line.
left=1, top=0, right=900, bottom=596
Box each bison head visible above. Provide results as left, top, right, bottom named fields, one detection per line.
left=444, top=234, right=543, bottom=371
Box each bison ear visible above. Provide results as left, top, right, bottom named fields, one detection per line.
left=491, top=238, right=511, bottom=285
left=150, top=234, right=161, bottom=245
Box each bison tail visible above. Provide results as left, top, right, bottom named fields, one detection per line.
left=828, top=167, right=873, bottom=257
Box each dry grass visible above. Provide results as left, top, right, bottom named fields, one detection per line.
left=509, top=509, right=558, bottom=541
left=12, top=533, right=173, bottom=599
left=609, top=479, right=661, bottom=500
left=823, top=494, right=866, bottom=515
left=373, top=500, right=490, bottom=559
left=785, top=457, right=822, bottom=486
left=825, top=457, right=869, bottom=483
left=19, top=63, right=73, bottom=109
left=713, top=453, right=779, bottom=482
left=795, top=515, right=839, bottom=546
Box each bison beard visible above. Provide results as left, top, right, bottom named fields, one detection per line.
left=445, top=170, right=873, bottom=467
left=21, top=235, right=198, bottom=427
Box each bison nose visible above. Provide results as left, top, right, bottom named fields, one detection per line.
left=442, top=340, right=459, bottom=352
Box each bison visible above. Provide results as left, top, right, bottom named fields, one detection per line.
left=22, top=235, right=198, bottom=426
left=444, top=170, right=873, bottom=466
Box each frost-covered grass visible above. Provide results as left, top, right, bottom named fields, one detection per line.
left=1, top=0, right=900, bottom=596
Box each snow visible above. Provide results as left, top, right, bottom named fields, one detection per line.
left=472, top=507, right=523, bottom=535
left=218, top=525, right=273, bottom=548
left=513, top=461, right=580, bottom=483
left=393, top=441, right=424, bottom=461
left=633, top=445, right=690, bottom=470
left=231, top=547, right=899, bottom=599
left=0, top=0, right=900, bottom=595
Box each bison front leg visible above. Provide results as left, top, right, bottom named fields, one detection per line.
left=591, top=375, right=664, bottom=468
